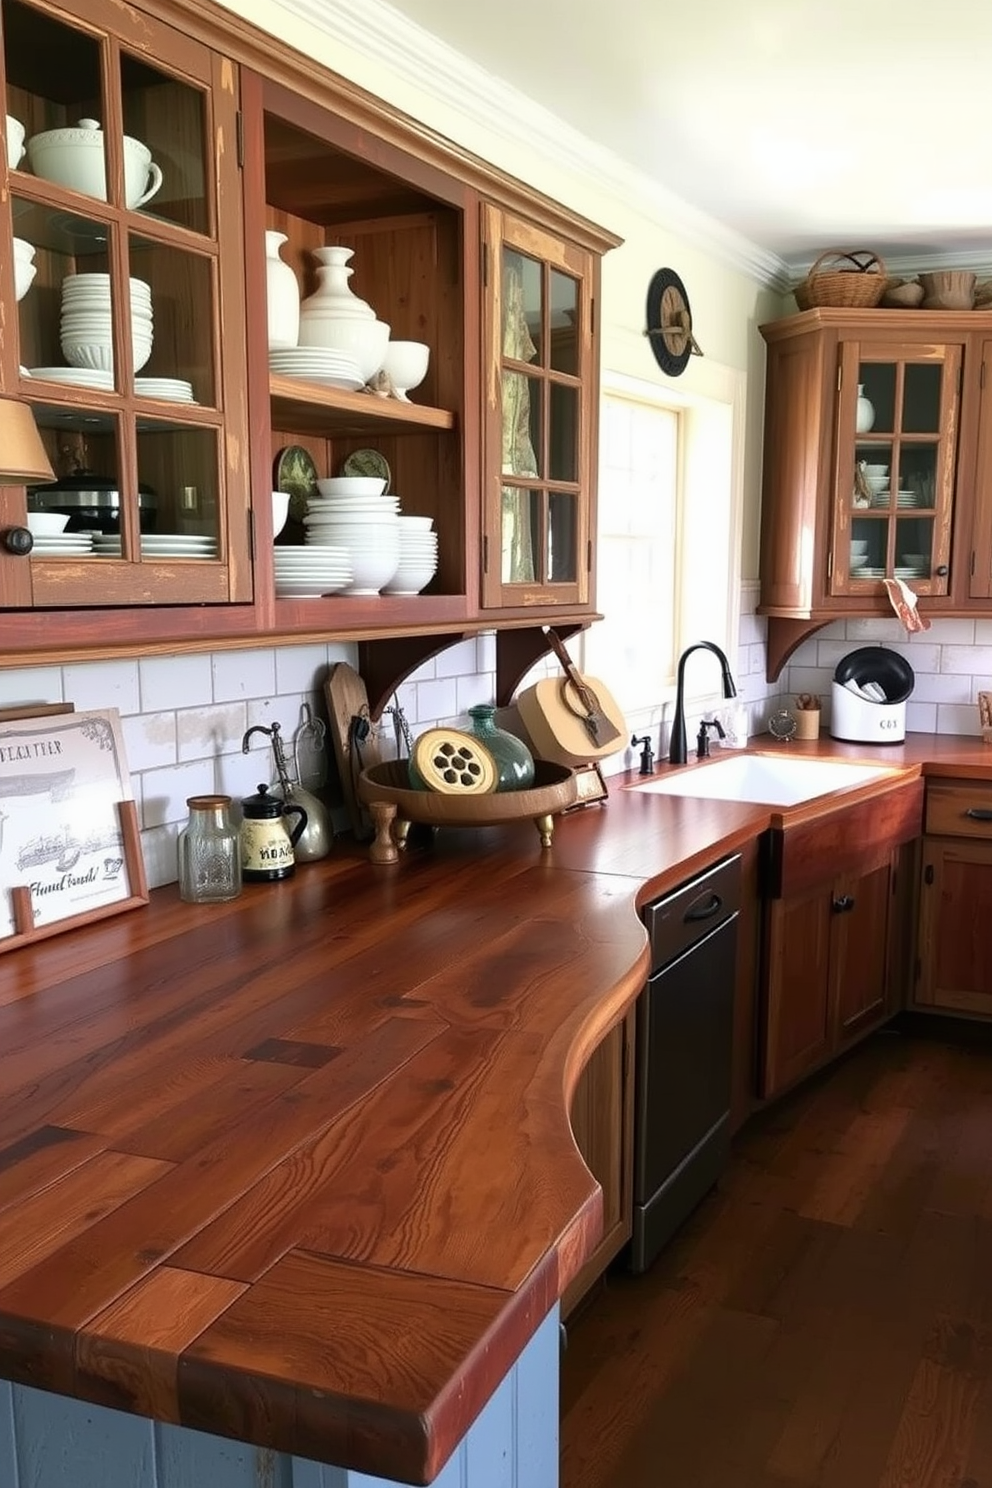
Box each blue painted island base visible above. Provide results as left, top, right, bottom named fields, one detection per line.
left=0, top=1306, right=559, bottom=1488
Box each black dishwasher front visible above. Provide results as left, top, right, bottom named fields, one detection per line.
left=631, top=853, right=741, bottom=1273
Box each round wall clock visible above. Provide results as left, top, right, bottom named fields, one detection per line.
left=645, top=267, right=702, bottom=378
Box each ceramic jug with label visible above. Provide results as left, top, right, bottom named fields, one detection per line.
left=240, top=783, right=307, bottom=882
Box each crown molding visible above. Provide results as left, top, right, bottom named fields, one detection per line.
left=279, top=0, right=789, bottom=290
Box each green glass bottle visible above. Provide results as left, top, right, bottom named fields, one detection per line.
left=467, top=704, right=535, bottom=792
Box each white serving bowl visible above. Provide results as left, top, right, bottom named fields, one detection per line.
left=864, top=473, right=888, bottom=494
left=850, top=539, right=869, bottom=555
left=297, top=314, right=390, bottom=382
left=62, top=335, right=153, bottom=372
left=6, top=114, right=25, bottom=170
left=862, top=462, right=888, bottom=474
left=13, top=238, right=36, bottom=301
left=383, top=559, right=438, bottom=595
left=27, top=119, right=163, bottom=210
left=382, top=340, right=429, bottom=401
left=271, top=489, right=290, bottom=538
left=850, top=552, right=869, bottom=569
left=26, top=512, right=70, bottom=536
left=398, top=514, right=435, bottom=531
left=315, top=476, right=386, bottom=497
left=338, top=543, right=400, bottom=594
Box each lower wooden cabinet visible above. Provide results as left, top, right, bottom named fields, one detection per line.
left=916, top=778, right=992, bottom=1015
left=759, top=779, right=923, bottom=1099
left=563, top=1007, right=635, bottom=1316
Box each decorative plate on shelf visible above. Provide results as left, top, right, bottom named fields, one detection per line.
left=342, top=447, right=391, bottom=490
left=274, top=444, right=319, bottom=524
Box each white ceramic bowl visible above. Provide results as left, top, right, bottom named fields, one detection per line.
left=398, top=514, right=435, bottom=531
left=13, top=238, right=36, bottom=302
left=297, top=314, right=390, bottom=382
left=850, top=552, right=869, bottom=569
left=850, top=539, right=869, bottom=555
left=26, top=512, right=70, bottom=536
left=901, top=553, right=928, bottom=568
left=6, top=115, right=25, bottom=170
left=27, top=119, right=163, bottom=210
left=315, top=477, right=386, bottom=497
left=271, top=489, right=290, bottom=538
left=338, top=542, right=400, bottom=594
left=864, top=473, right=888, bottom=493
left=382, top=340, right=429, bottom=401
left=62, top=335, right=153, bottom=372
left=383, top=559, right=437, bottom=595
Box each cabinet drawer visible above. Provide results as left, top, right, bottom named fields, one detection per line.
left=926, top=779, right=992, bottom=838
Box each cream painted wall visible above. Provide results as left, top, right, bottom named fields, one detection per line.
left=214, top=0, right=781, bottom=578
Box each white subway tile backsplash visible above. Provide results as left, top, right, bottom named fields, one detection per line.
left=211, top=648, right=276, bottom=702
left=919, top=619, right=976, bottom=646
left=411, top=676, right=459, bottom=725
left=455, top=675, right=494, bottom=715
left=121, top=710, right=177, bottom=773
left=937, top=702, right=983, bottom=736
left=63, top=659, right=141, bottom=714
left=908, top=671, right=973, bottom=704
left=142, top=822, right=180, bottom=891
left=274, top=644, right=332, bottom=694
left=139, top=759, right=216, bottom=830
left=176, top=702, right=247, bottom=763
left=0, top=666, right=63, bottom=708
left=140, top=653, right=213, bottom=712
left=939, top=645, right=992, bottom=678
left=844, top=617, right=906, bottom=642
left=906, top=700, right=938, bottom=732
left=434, top=639, right=479, bottom=679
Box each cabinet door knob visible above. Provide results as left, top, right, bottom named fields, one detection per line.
left=1, top=526, right=34, bottom=556
left=964, top=807, right=992, bottom=821
left=831, top=894, right=855, bottom=914
left=934, top=564, right=949, bottom=576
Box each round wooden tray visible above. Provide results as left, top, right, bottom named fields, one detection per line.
left=357, top=759, right=578, bottom=850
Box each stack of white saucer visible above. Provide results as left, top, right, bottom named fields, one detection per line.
left=383, top=514, right=438, bottom=594
left=305, top=477, right=399, bottom=595
left=273, top=546, right=353, bottom=598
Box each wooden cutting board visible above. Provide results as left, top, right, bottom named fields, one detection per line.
left=324, top=662, right=383, bottom=840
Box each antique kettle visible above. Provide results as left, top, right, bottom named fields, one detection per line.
left=239, top=784, right=307, bottom=882
left=241, top=718, right=332, bottom=861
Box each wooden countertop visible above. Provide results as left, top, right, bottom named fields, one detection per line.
left=0, top=732, right=988, bottom=1482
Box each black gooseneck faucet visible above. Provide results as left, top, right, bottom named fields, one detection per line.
left=669, top=641, right=738, bottom=765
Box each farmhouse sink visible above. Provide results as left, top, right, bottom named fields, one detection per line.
left=629, top=753, right=902, bottom=807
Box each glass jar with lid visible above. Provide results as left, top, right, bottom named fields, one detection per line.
left=177, top=794, right=242, bottom=903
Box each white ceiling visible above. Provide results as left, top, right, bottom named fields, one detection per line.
left=379, top=0, right=992, bottom=275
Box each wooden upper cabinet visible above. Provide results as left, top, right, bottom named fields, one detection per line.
left=480, top=204, right=598, bottom=613
left=1, top=0, right=250, bottom=614
left=758, top=308, right=992, bottom=680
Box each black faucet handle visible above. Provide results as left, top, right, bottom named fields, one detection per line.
left=631, top=733, right=655, bottom=776
left=696, top=718, right=725, bottom=759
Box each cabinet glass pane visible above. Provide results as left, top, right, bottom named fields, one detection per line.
left=854, top=446, right=893, bottom=509
left=501, top=484, right=538, bottom=584
left=129, top=233, right=215, bottom=404
left=548, top=492, right=577, bottom=582
left=903, top=364, right=942, bottom=434
left=502, top=370, right=541, bottom=478
left=859, top=365, right=895, bottom=434
left=850, top=517, right=886, bottom=577
left=12, top=198, right=118, bottom=382
left=25, top=405, right=129, bottom=538
left=899, top=442, right=937, bottom=508
left=549, top=269, right=577, bottom=375
left=502, top=248, right=541, bottom=365
left=120, top=54, right=208, bottom=234
left=895, top=518, right=932, bottom=577
left=549, top=382, right=578, bottom=482
left=4, top=2, right=103, bottom=185
left=137, top=420, right=219, bottom=546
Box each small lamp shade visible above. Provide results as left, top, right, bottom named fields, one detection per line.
left=0, top=396, right=54, bottom=483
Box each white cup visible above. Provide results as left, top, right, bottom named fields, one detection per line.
left=5, top=114, right=25, bottom=170
left=27, top=119, right=163, bottom=210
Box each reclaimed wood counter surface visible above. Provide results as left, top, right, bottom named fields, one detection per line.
left=0, top=732, right=986, bottom=1483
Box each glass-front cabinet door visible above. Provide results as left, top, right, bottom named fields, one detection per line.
left=481, top=204, right=596, bottom=611
left=0, top=0, right=249, bottom=609
left=830, top=337, right=959, bottom=598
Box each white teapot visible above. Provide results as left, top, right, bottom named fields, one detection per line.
left=27, top=119, right=162, bottom=210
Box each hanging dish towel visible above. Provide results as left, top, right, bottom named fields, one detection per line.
left=883, top=577, right=931, bottom=634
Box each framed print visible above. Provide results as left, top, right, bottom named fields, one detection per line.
left=0, top=707, right=148, bottom=952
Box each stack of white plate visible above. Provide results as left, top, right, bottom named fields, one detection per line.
left=382, top=514, right=438, bottom=595
left=135, top=376, right=195, bottom=402
left=92, top=533, right=218, bottom=559
left=273, top=546, right=352, bottom=598
left=29, top=531, right=94, bottom=557
left=268, top=346, right=363, bottom=390
left=29, top=365, right=114, bottom=390
left=304, top=483, right=401, bottom=595
left=60, top=273, right=153, bottom=372
left=896, top=491, right=922, bottom=508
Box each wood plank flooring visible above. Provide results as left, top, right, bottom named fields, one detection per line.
left=561, top=1027, right=992, bottom=1488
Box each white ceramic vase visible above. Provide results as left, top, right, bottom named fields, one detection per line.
left=855, top=383, right=875, bottom=434
left=300, top=246, right=375, bottom=321
left=265, top=231, right=300, bottom=349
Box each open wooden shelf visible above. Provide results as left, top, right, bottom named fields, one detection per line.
left=269, top=376, right=456, bottom=439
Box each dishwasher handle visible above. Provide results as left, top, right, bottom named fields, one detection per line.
left=683, top=892, right=724, bottom=924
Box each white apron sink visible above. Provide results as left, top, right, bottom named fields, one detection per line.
left=629, top=753, right=901, bottom=807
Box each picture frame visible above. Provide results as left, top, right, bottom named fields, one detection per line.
left=0, top=706, right=148, bottom=953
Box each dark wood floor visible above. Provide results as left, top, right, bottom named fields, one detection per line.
left=561, top=1027, right=992, bottom=1488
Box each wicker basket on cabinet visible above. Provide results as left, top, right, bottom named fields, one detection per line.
left=793, top=250, right=887, bottom=311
